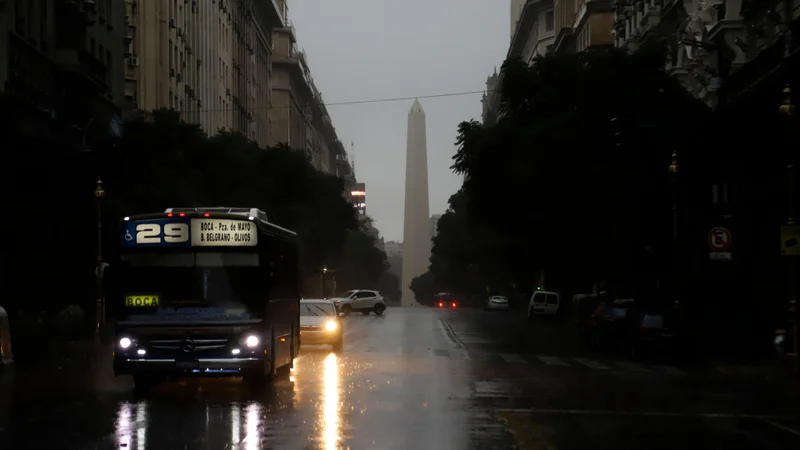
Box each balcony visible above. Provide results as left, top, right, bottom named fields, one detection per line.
left=6, top=34, right=57, bottom=110
left=253, top=0, right=285, bottom=29
left=52, top=49, right=109, bottom=91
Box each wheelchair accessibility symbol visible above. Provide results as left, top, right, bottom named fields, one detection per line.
left=124, top=230, right=133, bottom=242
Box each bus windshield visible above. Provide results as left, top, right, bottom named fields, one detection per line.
left=109, top=252, right=266, bottom=321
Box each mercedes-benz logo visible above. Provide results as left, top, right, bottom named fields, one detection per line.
left=181, top=340, right=195, bottom=352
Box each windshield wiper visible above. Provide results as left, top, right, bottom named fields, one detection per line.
left=313, top=305, right=331, bottom=315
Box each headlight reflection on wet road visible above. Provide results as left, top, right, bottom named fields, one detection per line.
left=322, top=353, right=340, bottom=450
left=242, top=403, right=261, bottom=450
left=231, top=404, right=240, bottom=446
left=116, top=401, right=147, bottom=450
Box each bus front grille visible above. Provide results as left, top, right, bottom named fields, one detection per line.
left=149, top=338, right=229, bottom=351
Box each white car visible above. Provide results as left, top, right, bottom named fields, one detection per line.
left=300, top=299, right=342, bottom=352
left=330, top=290, right=387, bottom=316
left=485, top=295, right=510, bottom=311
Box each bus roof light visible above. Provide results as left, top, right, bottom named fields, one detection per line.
left=167, top=213, right=173, bottom=217
left=203, top=213, right=210, bottom=217
left=179, top=212, right=186, bottom=217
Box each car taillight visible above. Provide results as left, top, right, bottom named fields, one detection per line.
left=438, top=302, right=443, bottom=308
left=451, top=302, right=456, bottom=308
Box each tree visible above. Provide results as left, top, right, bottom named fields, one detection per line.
left=437, top=44, right=710, bottom=299
left=329, top=216, right=390, bottom=291
left=409, top=271, right=438, bottom=306
left=2, top=106, right=384, bottom=318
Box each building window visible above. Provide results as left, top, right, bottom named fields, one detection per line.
left=545, top=11, right=554, bottom=32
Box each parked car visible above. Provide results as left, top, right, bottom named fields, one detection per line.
left=330, top=290, right=387, bottom=316
left=589, top=298, right=635, bottom=350
left=527, top=290, right=560, bottom=321
left=625, top=310, right=676, bottom=360
left=300, top=299, right=342, bottom=352
left=484, top=295, right=510, bottom=311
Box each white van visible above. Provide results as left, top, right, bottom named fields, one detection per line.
left=527, top=290, right=560, bottom=320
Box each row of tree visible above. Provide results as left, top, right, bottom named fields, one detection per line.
left=1, top=104, right=395, bottom=320
left=411, top=44, right=711, bottom=306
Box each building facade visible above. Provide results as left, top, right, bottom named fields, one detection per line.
left=123, top=0, right=282, bottom=148
left=482, top=0, right=559, bottom=126
left=551, top=0, right=614, bottom=54
left=269, top=0, right=344, bottom=174
left=0, top=0, right=127, bottom=141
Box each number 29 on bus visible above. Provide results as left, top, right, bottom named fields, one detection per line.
left=134, top=223, right=189, bottom=244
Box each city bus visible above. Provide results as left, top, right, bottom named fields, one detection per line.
left=105, top=207, right=300, bottom=390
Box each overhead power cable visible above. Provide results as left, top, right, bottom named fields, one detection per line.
left=176, top=89, right=495, bottom=114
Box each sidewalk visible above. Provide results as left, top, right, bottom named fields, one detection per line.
left=12, top=339, right=112, bottom=370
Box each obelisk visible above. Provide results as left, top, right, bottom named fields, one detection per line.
left=401, top=99, right=431, bottom=307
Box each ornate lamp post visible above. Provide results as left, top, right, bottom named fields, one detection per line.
left=778, top=86, right=798, bottom=374
left=94, top=177, right=106, bottom=330
left=668, top=151, right=680, bottom=245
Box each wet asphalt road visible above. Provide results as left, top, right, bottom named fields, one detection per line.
left=1, top=307, right=800, bottom=449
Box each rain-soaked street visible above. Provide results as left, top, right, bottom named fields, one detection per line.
left=2, top=307, right=800, bottom=449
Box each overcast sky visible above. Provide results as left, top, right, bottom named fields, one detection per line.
left=290, top=0, right=509, bottom=242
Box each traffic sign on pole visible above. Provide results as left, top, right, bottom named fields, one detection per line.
left=708, top=227, right=732, bottom=252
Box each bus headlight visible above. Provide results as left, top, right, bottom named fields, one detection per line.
left=325, top=321, right=337, bottom=332
left=119, top=337, right=132, bottom=349
left=245, top=335, right=260, bottom=348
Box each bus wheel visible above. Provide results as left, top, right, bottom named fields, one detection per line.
left=374, top=304, right=386, bottom=316
left=332, top=340, right=343, bottom=353
left=341, top=305, right=352, bottom=316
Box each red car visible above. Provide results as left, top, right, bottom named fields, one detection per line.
left=434, top=293, right=459, bottom=309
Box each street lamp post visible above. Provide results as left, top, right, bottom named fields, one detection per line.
left=320, top=266, right=328, bottom=298
left=778, top=86, right=798, bottom=374
left=668, top=151, right=680, bottom=308
left=668, top=151, right=680, bottom=245
left=94, top=177, right=106, bottom=331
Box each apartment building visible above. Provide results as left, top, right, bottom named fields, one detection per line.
left=612, top=0, right=799, bottom=109
left=551, top=0, right=614, bottom=53
left=123, top=0, right=283, bottom=147
left=0, top=0, right=126, bottom=140
left=269, top=0, right=348, bottom=175
left=482, top=0, right=558, bottom=126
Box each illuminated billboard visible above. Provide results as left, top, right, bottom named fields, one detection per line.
left=351, top=182, right=366, bottom=215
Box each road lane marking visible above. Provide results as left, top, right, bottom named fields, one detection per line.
left=437, top=318, right=462, bottom=348
left=614, top=361, right=651, bottom=372
left=494, top=408, right=800, bottom=421
left=536, top=355, right=570, bottom=366
left=757, top=418, right=800, bottom=437
left=500, top=353, right=527, bottom=364
left=573, top=357, right=610, bottom=370
left=474, top=380, right=521, bottom=398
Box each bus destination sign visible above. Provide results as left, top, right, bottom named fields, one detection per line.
left=191, top=219, right=257, bottom=246
left=121, top=218, right=258, bottom=247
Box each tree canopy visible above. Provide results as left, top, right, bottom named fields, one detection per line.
left=2, top=106, right=392, bottom=316
left=420, top=45, right=711, bottom=302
